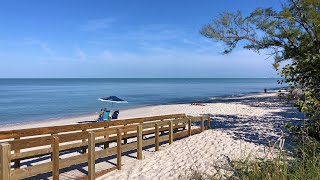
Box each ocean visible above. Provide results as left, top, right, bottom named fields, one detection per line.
left=0, top=78, right=283, bottom=125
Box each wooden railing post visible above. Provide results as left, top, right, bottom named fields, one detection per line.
left=160, top=119, right=164, bottom=136
left=188, top=118, right=192, bottom=136
left=52, top=136, right=60, bottom=180
left=51, top=133, right=57, bottom=161
left=123, top=124, right=128, bottom=144
left=200, top=117, right=204, bottom=132
left=103, top=126, right=109, bottom=149
left=88, top=131, right=95, bottom=180
left=137, top=125, right=143, bottom=160
left=82, top=129, right=87, bottom=153
left=117, top=129, right=122, bottom=170
left=13, top=137, right=20, bottom=169
left=181, top=117, right=186, bottom=130
left=155, top=123, right=159, bottom=151
left=207, top=116, right=211, bottom=130
left=0, top=143, right=11, bottom=180
left=169, top=121, right=173, bottom=144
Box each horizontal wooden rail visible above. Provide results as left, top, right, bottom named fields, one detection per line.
left=142, top=118, right=189, bottom=129
left=1, top=115, right=210, bottom=180
left=9, top=128, right=192, bottom=180
left=0, top=114, right=186, bottom=140
left=8, top=121, right=188, bottom=151
left=10, top=124, right=186, bottom=161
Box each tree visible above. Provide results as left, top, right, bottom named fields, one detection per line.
left=201, top=0, right=320, bottom=140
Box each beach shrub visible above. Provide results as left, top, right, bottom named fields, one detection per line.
left=228, top=137, right=320, bottom=180
left=282, top=54, right=320, bottom=141
left=200, top=0, right=320, bottom=140
left=183, top=136, right=320, bottom=180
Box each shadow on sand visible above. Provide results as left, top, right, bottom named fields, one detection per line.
left=197, top=92, right=304, bottom=150
left=24, top=93, right=304, bottom=179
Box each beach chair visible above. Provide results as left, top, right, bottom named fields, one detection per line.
left=102, top=111, right=111, bottom=121
left=96, top=110, right=110, bottom=122
left=111, top=110, right=119, bottom=119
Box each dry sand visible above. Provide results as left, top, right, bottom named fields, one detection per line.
left=0, top=92, right=304, bottom=179
left=97, top=92, right=303, bottom=180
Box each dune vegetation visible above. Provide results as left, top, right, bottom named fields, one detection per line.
left=192, top=0, right=320, bottom=179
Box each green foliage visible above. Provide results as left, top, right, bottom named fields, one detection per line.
left=201, top=0, right=320, bottom=139
left=230, top=138, right=320, bottom=180
left=184, top=137, right=320, bottom=180
left=282, top=54, right=320, bottom=140
left=201, top=0, right=320, bottom=61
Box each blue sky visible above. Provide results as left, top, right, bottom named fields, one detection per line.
left=0, top=0, right=282, bottom=78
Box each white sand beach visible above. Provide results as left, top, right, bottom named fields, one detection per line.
left=97, top=92, right=303, bottom=180
left=0, top=92, right=304, bottom=179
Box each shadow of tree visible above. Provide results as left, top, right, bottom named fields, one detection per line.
left=198, top=93, right=304, bottom=151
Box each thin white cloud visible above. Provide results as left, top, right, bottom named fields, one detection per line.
left=3, top=23, right=277, bottom=78
left=90, top=24, right=183, bottom=42
left=23, top=38, right=54, bottom=55
left=84, top=24, right=223, bottom=56
left=80, top=17, right=116, bottom=31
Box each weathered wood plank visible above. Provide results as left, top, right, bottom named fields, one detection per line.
left=189, top=116, right=203, bottom=122
left=0, top=143, right=11, bottom=180
left=81, top=129, right=87, bottom=154
left=173, top=130, right=189, bottom=140
left=188, top=119, right=192, bottom=136
left=9, top=131, right=88, bottom=150
left=169, top=121, right=173, bottom=144
left=123, top=124, right=128, bottom=144
left=60, top=154, right=88, bottom=170
left=192, top=128, right=202, bottom=135
left=103, top=126, right=109, bottom=149
left=155, top=123, right=159, bottom=151
left=7, top=120, right=185, bottom=151
left=201, top=117, right=204, bottom=132
left=12, top=153, right=91, bottom=179
left=137, top=125, right=143, bottom=160
left=11, top=162, right=52, bottom=180
left=117, top=129, right=122, bottom=170
left=142, top=118, right=188, bottom=129
left=0, top=114, right=186, bottom=140
left=13, top=137, right=20, bottom=169
left=9, top=127, right=119, bottom=151
left=6, top=115, right=212, bottom=180
left=160, top=119, right=164, bottom=136
left=172, top=118, right=189, bottom=124
left=52, top=136, right=59, bottom=180
left=10, top=124, right=186, bottom=161
left=88, top=132, right=95, bottom=180
left=93, top=167, right=118, bottom=180
left=207, top=116, right=211, bottom=130
left=11, top=133, right=172, bottom=180
left=141, top=120, right=167, bottom=129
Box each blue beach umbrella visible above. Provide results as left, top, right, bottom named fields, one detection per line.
left=98, top=96, right=128, bottom=109
left=98, top=96, right=128, bottom=103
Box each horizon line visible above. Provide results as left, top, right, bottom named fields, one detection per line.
left=0, top=77, right=281, bottom=79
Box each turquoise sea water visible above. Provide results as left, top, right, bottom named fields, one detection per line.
left=0, top=78, right=283, bottom=125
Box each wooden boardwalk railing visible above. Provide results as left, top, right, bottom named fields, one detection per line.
left=0, top=114, right=210, bottom=180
